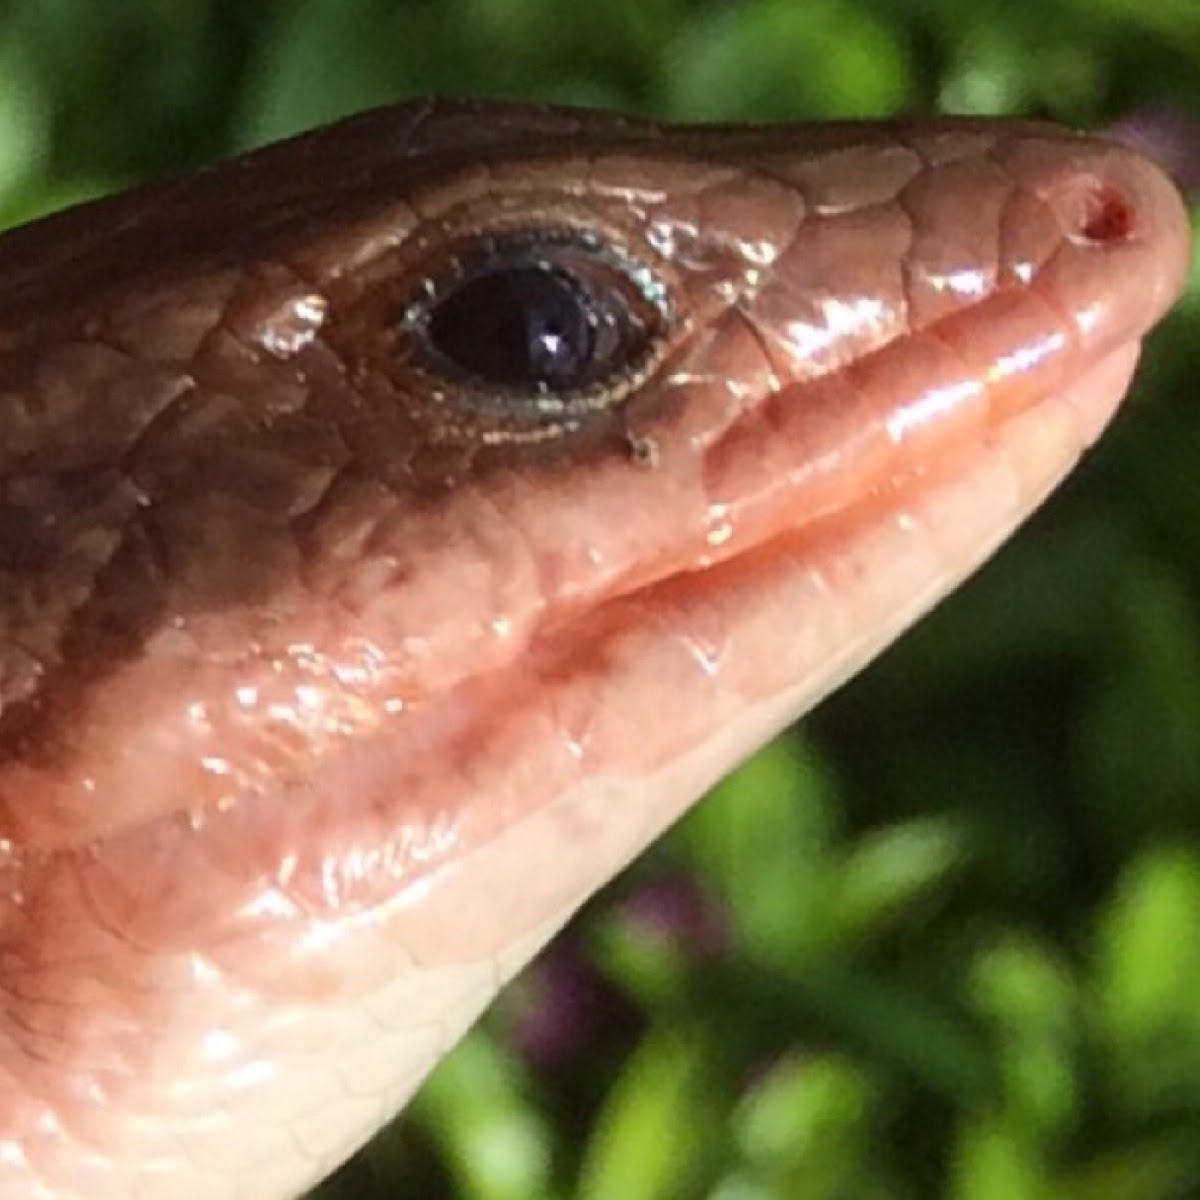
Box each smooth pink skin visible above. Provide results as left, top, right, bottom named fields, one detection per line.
left=0, top=102, right=1190, bottom=1198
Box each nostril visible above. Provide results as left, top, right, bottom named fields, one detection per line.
left=1071, top=179, right=1137, bottom=245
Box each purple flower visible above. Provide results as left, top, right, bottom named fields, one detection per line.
left=620, top=873, right=730, bottom=960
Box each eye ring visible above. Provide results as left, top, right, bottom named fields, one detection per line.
left=396, top=226, right=675, bottom=428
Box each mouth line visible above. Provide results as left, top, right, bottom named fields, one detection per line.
left=630, top=297, right=1150, bottom=609
left=527, top=330, right=1147, bottom=720
left=721, top=322, right=1142, bottom=551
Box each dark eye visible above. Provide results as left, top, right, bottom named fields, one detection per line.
left=428, top=264, right=613, bottom=392
left=402, top=230, right=671, bottom=410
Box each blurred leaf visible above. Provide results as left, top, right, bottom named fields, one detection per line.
left=968, top=937, right=1076, bottom=1038
left=967, top=937, right=1079, bottom=1139
left=939, top=13, right=1105, bottom=116
left=949, top=1121, right=1048, bottom=1200
left=577, top=1025, right=722, bottom=1200
left=1093, top=846, right=1200, bottom=1052
left=938, top=15, right=1044, bottom=116
left=235, top=0, right=461, bottom=147
left=0, top=25, right=50, bottom=208
left=707, top=1176, right=775, bottom=1200
left=662, top=0, right=912, bottom=119
left=591, top=875, right=725, bottom=1010
left=680, top=739, right=841, bottom=969
left=734, top=1053, right=880, bottom=1197
left=590, top=913, right=695, bottom=1008
left=832, top=816, right=967, bottom=943
left=411, top=1031, right=553, bottom=1200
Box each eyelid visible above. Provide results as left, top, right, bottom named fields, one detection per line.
left=396, top=226, right=677, bottom=419
left=317, top=207, right=687, bottom=457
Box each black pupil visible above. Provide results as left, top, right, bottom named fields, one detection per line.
left=427, top=265, right=598, bottom=391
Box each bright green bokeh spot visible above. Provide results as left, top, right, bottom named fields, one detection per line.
left=833, top=816, right=967, bottom=943
left=578, top=1026, right=720, bottom=1200
left=950, top=1121, right=1049, bottom=1200
left=968, top=937, right=1079, bottom=1138
left=735, top=1053, right=876, bottom=1199
left=412, top=1032, right=552, bottom=1200
left=1095, top=846, right=1200, bottom=1046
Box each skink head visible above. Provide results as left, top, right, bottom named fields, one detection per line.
left=0, top=100, right=1189, bottom=1200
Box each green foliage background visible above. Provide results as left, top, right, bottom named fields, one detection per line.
left=0, top=2, right=1197, bottom=1197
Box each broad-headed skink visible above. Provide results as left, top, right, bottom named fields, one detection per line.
left=0, top=98, right=1190, bottom=1198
